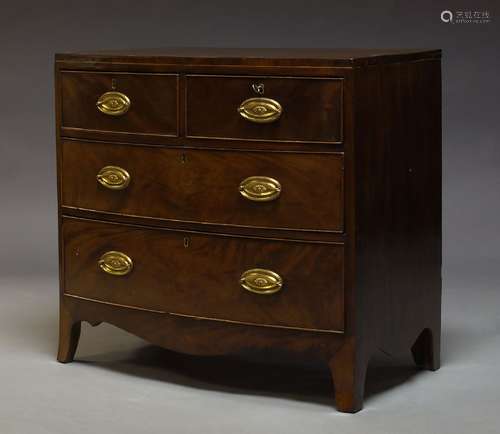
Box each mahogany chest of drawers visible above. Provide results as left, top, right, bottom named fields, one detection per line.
left=55, top=48, right=442, bottom=412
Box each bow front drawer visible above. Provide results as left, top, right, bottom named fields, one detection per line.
left=60, top=71, right=178, bottom=139
left=186, top=75, right=343, bottom=143
left=61, top=140, right=344, bottom=232
left=63, top=218, right=345, bottom=332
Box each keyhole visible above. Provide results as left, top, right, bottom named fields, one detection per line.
left=111, top=78, right=117, bottom=90
left=251, top=83, right=265, bottom=95
left=180, top=153, right=187, bottom=164
left=183, top=237, right=190, bottom=248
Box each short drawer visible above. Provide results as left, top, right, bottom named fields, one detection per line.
left=60, top=71, right=178, bottom=137
left=186, top=75, right=343, bottom=143
left=63, top=218, right=344, bottom=332
left=61, top=140, right=344, bottom=232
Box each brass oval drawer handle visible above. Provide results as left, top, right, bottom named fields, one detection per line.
left=96, top=166, right=131, bottom=190
left=237, top=97, right=282, bottom=123
left=98, top=251, right=133, bottom=276
left=96, top=91, right=131, bottom=116
left=240, top=268, right=283, bottom=295
left=239, top=176, right=281, bottom=202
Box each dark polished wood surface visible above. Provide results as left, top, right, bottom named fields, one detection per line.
left=58, top=294, right=345, bottom=364
left=56, top=47, right=441, bottom=67
left=336, top=58, right=442, bottom=411
left=63, top=217, right=345, bottom=332
left=61, top=71, right=178, bottom=138
left=61, top=140, right=344, bottom=232
left=56, top=48, right=442, bottom=413
left=186, top=75, right=342, bottom=143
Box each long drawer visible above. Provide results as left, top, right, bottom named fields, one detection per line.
left=61, top=140, right=344, bottom=232
left=62, top=218, right=345, bottom=332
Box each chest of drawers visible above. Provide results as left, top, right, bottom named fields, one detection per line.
left=55, top=48, right=442, bottom=412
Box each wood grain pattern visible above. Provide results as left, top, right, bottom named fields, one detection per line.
left=61, top=71, right=178, bottom=139
left=55, top=48, right=442, bottom=413
left=186, top=75, right=342, bottom=143
left=63, top=217, right=345, bottom=332
left=333, top=57, right=442, bottom=412
left=61, top=140, right=344, bottom=232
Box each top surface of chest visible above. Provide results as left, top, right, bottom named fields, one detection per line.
left=56, top=47, right=441, bottom=66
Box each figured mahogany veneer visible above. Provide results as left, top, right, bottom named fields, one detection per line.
left=61, top=71, right=179, bottom=139
left=63, top=218, right=344, bottom=332
left=185, top=75, right=343, bottom=143
left=55, top=48, right=442, bottom=413
left=61, top=140, right=344, bottom=232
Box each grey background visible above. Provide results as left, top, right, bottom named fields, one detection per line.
left=0, top=1, right=499, bottom=433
